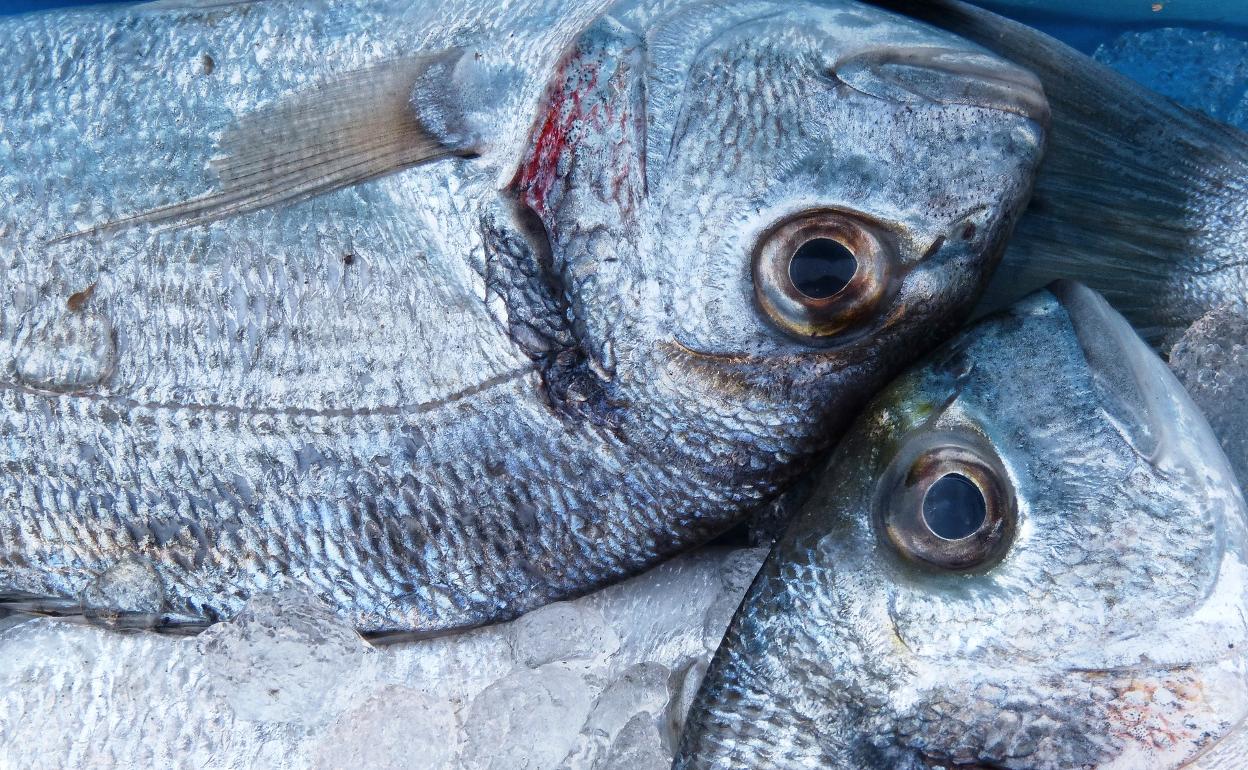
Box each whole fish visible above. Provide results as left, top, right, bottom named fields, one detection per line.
left=872, top=0, right=1248, bottom=346
left=678, top=281, right=1248, bottom=769
left=0, top=0, right=1045, bottom=636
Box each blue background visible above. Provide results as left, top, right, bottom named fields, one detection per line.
left=0, top=0, right=115, bottom=12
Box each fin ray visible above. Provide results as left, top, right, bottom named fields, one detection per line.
left=54, top=52, right=471, bottom=243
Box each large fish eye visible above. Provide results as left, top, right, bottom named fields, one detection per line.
left=788, top=238, right=857, bottom=299
left=877, top=433, right=1016, bottom=571
left=754, top=210, right=897, bottom=340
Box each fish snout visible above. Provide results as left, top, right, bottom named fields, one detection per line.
left=833, top=45, right=1050, bottom=127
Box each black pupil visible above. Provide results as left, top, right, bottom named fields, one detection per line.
left=788, top=238, right=857, bottom=299
left=922, top=473, right=987, bottom=540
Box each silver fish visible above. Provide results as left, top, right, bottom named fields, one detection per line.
left=0, top=0, right=1045, bottom=636
left=872, top=0, right=1248, bottom=347
left=678, top=281, right=1248, bottom=769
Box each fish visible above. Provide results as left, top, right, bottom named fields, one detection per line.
left=677, top=281, right=1248, bottom=769
left=0, top=0, right=1045, bottom=636
left=870, top=0, right=1248, bottom=347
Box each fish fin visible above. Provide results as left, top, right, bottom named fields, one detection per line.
left=0, top=593, right=83, bottom=617
left=0, top=592, right=212, bottom=633
left=869, top=0, right=1248, bottom=347
left=53, top=52, right=475, bottom=243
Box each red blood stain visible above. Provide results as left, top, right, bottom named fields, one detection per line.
left=513, top=33, right=645, bottom=227
left=515, top=56, right=601, bottom=219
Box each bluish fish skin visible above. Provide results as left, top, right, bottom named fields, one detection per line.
left=679, top=283, right=1248, bottom=769
left=0, top=0, right=1044, bottom=635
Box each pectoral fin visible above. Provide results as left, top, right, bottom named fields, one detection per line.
left=55, top=52, right=478, bottom=242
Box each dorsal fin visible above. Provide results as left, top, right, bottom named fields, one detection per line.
left=53, top=52, right=476, bottom=243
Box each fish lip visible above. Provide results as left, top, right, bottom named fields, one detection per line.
left=831, top=45, right=1051, bottom=127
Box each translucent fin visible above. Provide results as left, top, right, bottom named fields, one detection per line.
left=54, top=52, right=472, bottom=242
left=0, top=593, right=83, bottom=617
left=0, top=592, right=212, bottom=634
left=869, top=0, right=1248, bottom=346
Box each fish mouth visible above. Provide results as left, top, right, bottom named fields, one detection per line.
left=831, top=45, right=1050, bottom=126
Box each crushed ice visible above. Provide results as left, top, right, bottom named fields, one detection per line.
left=1170, top=303, right=1248, bottom=491
left=0, top=547, right=764, bottom=769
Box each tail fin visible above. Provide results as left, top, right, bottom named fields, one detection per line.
left=870, top=0, right=1248, bottom=347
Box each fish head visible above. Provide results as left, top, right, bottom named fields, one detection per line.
left=677, top=282, right=1248, bottom=769
left=510, top=1, right=1047, bottom=490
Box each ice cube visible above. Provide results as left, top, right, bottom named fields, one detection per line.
left=0, top=609, right=26, bottom=635
left=1169, top=304, right=1248, bottom=489
left=597, top=712, right=669, bottom=770
left=197, top=586, right=373, bottom=726
left=702, top=548, right=766, bottom=652
left=508, top=601, right=620, bottom=668
left=460, top=664, right=597, bottom=770
left=668, top=658, right=709, bottom=742
left=594, top=547, right=766, bottom=668
left=311, top=685, right=458, bottom=769
left=563, top=663, right=672, bottom=768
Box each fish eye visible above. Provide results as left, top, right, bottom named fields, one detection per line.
left=788, top=238, right=857, bottom=299
left=753, top=210, right=897, bottom=340
left=922, top=473, right=986, bottom=540
left=877, top=435, right=1016, bottom=571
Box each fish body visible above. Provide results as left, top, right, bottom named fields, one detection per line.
left=678, top=282, right=1248, bottom=768
left=0, top=0, right=1044, bottom=634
